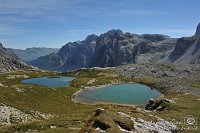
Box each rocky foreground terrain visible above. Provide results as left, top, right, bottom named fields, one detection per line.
left=80, top=108, right=177, bottom=133
left=72, top=63, right=199, bottom=133
left=0, top=103, right=55, bottom=127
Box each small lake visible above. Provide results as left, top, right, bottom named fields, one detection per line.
left=21, top=76, right=74, bottom=87
left=75, top=84, right=162, bottom=105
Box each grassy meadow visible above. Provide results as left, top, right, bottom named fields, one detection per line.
left=0, top=69, right=199, bottom=133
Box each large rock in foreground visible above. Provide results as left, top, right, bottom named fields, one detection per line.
left=80, top=108, right=178, bottom=133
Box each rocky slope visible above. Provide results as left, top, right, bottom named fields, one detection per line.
left=8, top=47, right=59, bottom=62
left=162, top=23, right=200, bottom=64
left=0, top=103, right=55, bottom=126
left=119, top=63, right=200, bottom=96
left=30, top=30, right=175, bottom=71
left=0, top=43, right=29, bottom=72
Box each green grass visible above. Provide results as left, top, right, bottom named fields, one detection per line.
left=0, top=69, right=200, bottom=133
left=0, top=70, right=114, bottom=133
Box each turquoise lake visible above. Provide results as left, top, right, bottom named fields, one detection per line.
left=21, top=76, right=74, bottom=87
left=77, top=84, right=162, bottom=105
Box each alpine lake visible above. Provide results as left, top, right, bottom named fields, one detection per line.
left=21, top=77, right=161, bottom=105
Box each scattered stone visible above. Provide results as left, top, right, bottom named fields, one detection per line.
left=68, top=127, right=81, bottom=130
left=0, top=103, right=34, bottom=126
left=163, top=98, right=176, bottom=103
left=27, top=129, right=38, bottom=132
left=6, top=74, right=29, bottom=79
left=114, top=120, right=134, bottom=131
left=162, top=71, right=168, bottom=77
left=0, top=82, right=4, bottom=86
left=118, top=63, right=200, bottom=96
left=87, top=79, right=96, bottom=85
left=117, top=125, right=134, bottom=133
left=95, top=127, right=106, bottom=132
left=10, top=85, right=25, bottom=92
left=118, top=112, right=177, bottom=133
left=15, top=87, right=25, bottom=92
left=0, top=103, right=56, bottom=126
left=50, top=125, right=57, bottom=129
left=195, top=98, right=200, bottom=101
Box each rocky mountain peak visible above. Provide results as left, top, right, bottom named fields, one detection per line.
left=106, top=29, right=123, bottom=36
left=99, top=29, right=123, bottom=39
left=195, top=23, right=200, bottom=36
left=141, top=34, right=170, bottom=42
left=85, top=34, right=98, bottom=42
left=30, top=29, right=177, bottom=71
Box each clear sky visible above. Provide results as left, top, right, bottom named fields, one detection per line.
left=0, top=0, right=200, bottom=49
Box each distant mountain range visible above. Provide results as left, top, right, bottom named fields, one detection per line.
left=0, top=43, right=29, bottom=72
left=29, top=30, right=176, bottom=71
left=8, top=47, right=59, bottom=62
left=30, top=23, right=200, bottom=71
left=1, top=23, right=199, bottom=72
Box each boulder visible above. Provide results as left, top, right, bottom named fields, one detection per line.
left=0, top=82, right=3, bottom=86
left=93, top=119, right=111, bottom=130
left=145, top=98, right=171, bottom=111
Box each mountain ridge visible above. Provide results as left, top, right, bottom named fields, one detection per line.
left=29, top=29, right=175, bottom=71
left=8, top=47, right=59, bottom=62
left=29, top=24, right=200, bottom=71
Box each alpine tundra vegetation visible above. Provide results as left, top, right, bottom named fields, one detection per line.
left=0, top=0, right=200, bottom=133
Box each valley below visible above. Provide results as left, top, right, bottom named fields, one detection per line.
left=0, top=63, right=199, bottom=133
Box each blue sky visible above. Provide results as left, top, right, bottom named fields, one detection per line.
left=0, top=0, right=200, bottom=49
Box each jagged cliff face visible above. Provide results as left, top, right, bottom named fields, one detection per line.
left=90, top=31, right=173, bottom=67
left=195, top=23, right=200, bottom=36
left=162, top=23, right=200, bottom=64
left=0, top=43, right=28, bottom=72
left=57, top=35, right=98, bottom=70
left=29, top=30, right=175, bottom=71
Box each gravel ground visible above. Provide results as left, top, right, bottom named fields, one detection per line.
left=118, top=63, right=200, bottom=96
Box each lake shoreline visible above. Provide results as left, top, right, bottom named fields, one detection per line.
left=72, top=83, right=164, bottom=106
left=21, top=76, right=74, bottom=87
